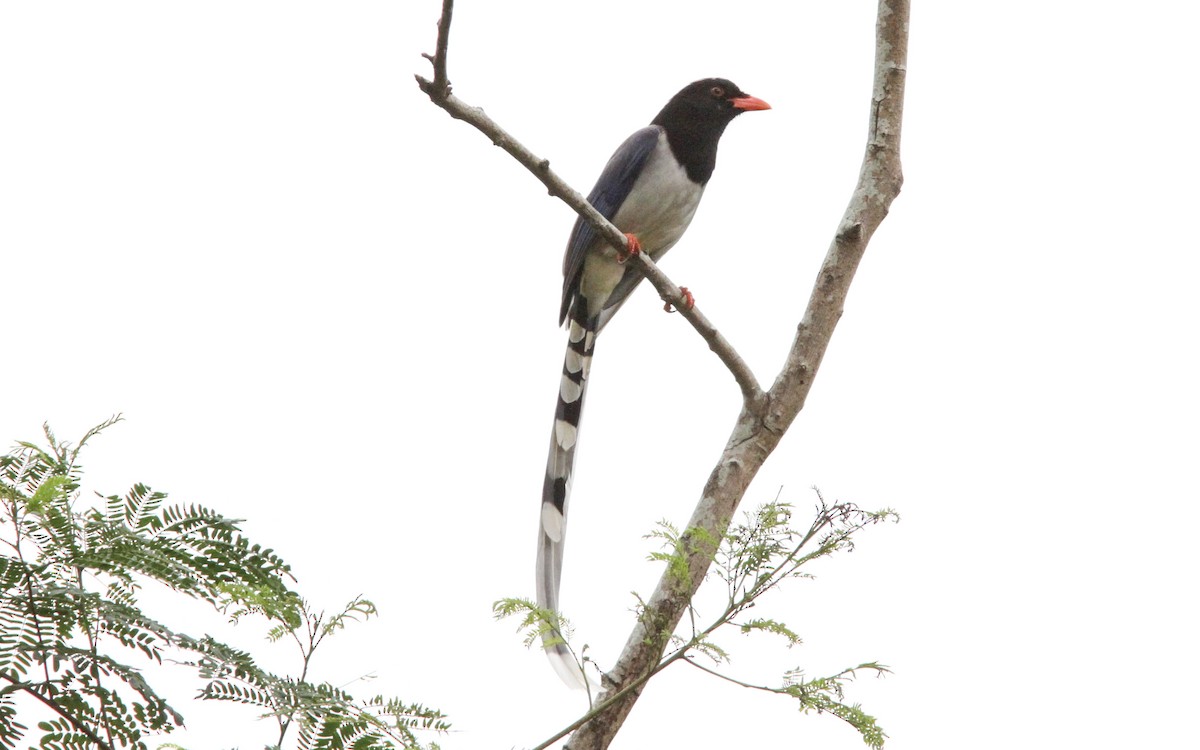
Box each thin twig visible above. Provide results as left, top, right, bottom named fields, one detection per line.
left=0, top=673, right=114, bottom=750
left=682, top=657, right=782, bottom=694
left=418, top=0, right=452, bottom=94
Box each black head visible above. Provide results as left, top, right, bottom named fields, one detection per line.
left=651, top=78, right=770, bottom=185
left=652, top=78, right=770, bottom=129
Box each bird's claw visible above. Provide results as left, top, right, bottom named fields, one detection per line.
left=664, top=286, right=695, bottom=313
left=616, top=233, right=642, bottom=264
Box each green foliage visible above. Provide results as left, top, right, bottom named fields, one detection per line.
left=737, top=618, right=802, bottom=647
left=192, top=595, right=450, bottom=749
left=0, top=420, right=447, bottom=750
left=193, top=636, right=450, bottom=750
left=492, top=597, right=578, bottom=650
left=492, top=597, right=600, bottom=698
left=643, top=519, right=719, bottom=590
left=669, top=493, right=897, bottom=747
left=783, top=663, right=891, bottom=749
left=502, top=489, right=897, bottom=749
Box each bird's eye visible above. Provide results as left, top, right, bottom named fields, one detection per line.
left=710, top=85, right=725, bottom=98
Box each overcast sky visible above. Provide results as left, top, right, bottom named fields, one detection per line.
left=2, top=2, right=1198, bottom=749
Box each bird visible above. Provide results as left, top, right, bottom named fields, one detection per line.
left=535, top=78, right=769, bottom=687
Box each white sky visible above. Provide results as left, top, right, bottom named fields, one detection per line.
left=2, top=1, right=1198, bottom=749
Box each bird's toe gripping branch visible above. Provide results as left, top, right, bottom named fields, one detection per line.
left=616, top=232, right=642, bottom=264
left=664, top=286, right=695, bottom=313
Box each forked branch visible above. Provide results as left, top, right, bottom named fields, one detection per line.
left=417, top=0, right=908, bottom=747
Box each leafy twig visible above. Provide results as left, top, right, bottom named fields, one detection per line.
left=0, top=673, right=114, bottom=750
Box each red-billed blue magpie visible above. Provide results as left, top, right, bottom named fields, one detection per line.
left=536, top=78, right=769, bottom=687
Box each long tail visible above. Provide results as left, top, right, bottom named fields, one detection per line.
left=536, top=310, right=596, bottom=688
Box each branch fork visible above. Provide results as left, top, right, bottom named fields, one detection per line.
left=417, top=0, right=908, bottom=746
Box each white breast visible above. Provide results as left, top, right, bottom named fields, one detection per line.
left=611, top=131, right=704, bottom=260
left=577, top=131, right=704, bottom=315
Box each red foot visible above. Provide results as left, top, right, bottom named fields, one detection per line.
left=664, top=286, right=695, bottom=313
left=617, top=233, right=642, bottom=264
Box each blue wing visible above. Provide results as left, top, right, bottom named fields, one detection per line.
left=559, top=125, right=662, bottom=325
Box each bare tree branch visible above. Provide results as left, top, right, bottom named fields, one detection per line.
left=415, top=4, right=764, bottom=407
left=418, top=0, right=451, bottom=93
left=417, top=0, right=907, bottom=747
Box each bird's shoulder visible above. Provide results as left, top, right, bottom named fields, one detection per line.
left=585, top=125, right=666, bottom=215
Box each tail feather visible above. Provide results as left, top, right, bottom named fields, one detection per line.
left=536, top=311, right=596, bottom=688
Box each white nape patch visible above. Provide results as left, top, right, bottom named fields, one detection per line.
left=554, top=419, right=577, bottom=450
left=565, top=348, right=583, bottom=374
left=559, top=374, right=583, bottom=403
left=541, top=502, right=564, bottom=543
left=569, top=320, right=586, bottom=343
